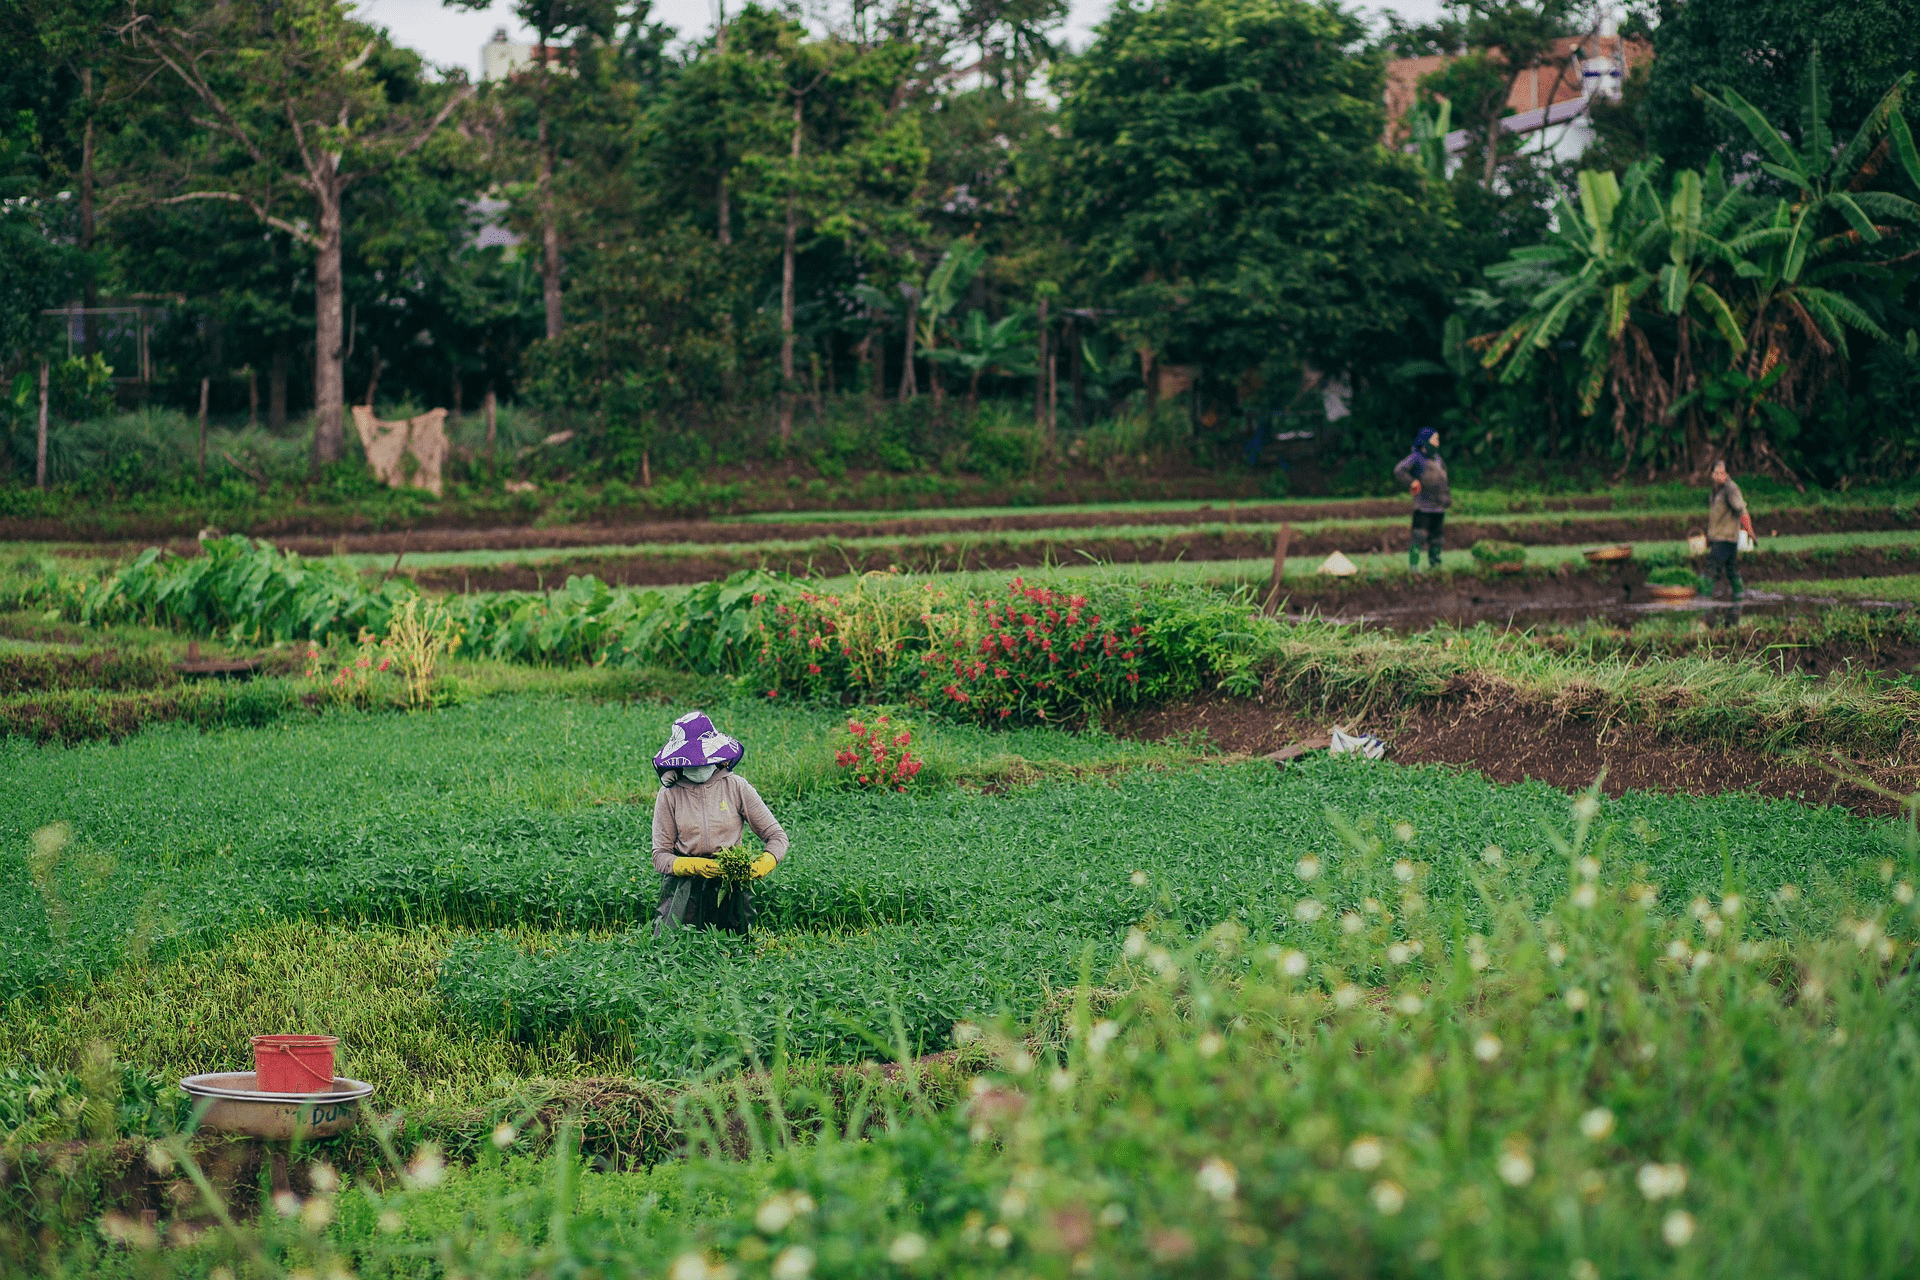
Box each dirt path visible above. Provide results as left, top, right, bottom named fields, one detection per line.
left=1119, top=694, right=1917, bottom=816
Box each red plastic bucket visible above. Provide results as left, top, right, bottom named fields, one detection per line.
left=251, top=1035, right=338, bottom=1093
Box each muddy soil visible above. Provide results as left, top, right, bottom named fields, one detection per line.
left=1119, top=693, right=1918, bottom=815
left=1275, top=545, right=1920, bottom=631
left=379, top=507, right=1918, bottom=591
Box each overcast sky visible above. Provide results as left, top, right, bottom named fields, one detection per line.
left=353, top=0, right=1449, bottom=79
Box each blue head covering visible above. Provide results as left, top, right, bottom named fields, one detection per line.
left=653, top=710, right=745, bottom=783
left=1413, top=427, right=1438, bottom=455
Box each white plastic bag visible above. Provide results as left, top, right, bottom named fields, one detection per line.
left=1328, top=726, right=1386, bottom=760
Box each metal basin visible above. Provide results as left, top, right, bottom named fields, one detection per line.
left=180, top=1073, right=374, bottom=1140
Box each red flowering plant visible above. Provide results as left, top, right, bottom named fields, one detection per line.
left=750, top=590, right=854, bottom=701
left=831, top=714, right=927, bottom=792
left=917, top=577, right=1147, bottom=727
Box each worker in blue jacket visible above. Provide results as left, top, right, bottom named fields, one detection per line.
left=1392, top=427, right=1450, bottom=571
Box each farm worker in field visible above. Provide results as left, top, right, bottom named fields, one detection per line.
left=1706, top=458, right=1756, bottom=606
left=1393, top=426, right=1450, bottom=571
left=651, top=710, right=788, bottom=936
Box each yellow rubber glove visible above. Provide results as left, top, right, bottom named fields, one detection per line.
left=671, top=856, right=723, bottom=879
left=750, top=853, right=778, bottom=880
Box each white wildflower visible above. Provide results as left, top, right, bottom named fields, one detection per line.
left=1636, top=1163, right=1687, bottom=1200
left=1196, top=1157, right=1238, bottom=1201
left=1347, top=1136, right=1384, bottom=1170
left=1497, top=1148, right=1534, bottom=1187
left=771, top=1246, right=816, bottom=1279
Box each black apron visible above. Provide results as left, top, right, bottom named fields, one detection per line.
left=654, top=874, right=751, bottom=936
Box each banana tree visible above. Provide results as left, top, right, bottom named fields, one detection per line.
left=915, top=241, right=986, bottom=408
left=930, top=308, right=1036, bottom=408
left=1407, top=95, right=1452, bottom=183
left=1480, top=160, right=1749, bottom=473
left=1697, top=58, right=1920, bottom=473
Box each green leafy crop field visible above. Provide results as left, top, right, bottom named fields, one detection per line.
left=6, top=692, right=1920, bottom=1277
left=3, top=697, right=1902, bottom=1080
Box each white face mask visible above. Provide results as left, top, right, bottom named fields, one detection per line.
left=678, top=765, right=718, bottom=784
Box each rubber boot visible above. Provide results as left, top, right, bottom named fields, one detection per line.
left=1427, top=534, right=1443, bottom=570
left=1408, top=547, right=1421, bottom=571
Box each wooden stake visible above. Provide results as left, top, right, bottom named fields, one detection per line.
left=198, top=375, right=210, bottom=482
left=1262, top=523, right=1293, bottom=615
left=484, top=388, right=497, bottom=464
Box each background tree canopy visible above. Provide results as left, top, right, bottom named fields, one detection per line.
left=4, top=0, right=1920, bottom=496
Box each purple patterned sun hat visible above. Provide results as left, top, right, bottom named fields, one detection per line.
left=653, top=711, right=745, bottom=774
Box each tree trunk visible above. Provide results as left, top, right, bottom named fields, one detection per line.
left=898, top=298, right=918, bottom=401
left=1048, top=351, right=1058, bottom=443
left=269, top=349, right=288, bottom=431
left=539, top=114, right=563, bottom=340
left=248, top=366, right=259, bottom=427
left=1068, top=317, right=1084, bottom=428
left=1034, top=296, right=1049, bottom=436
left=80, top=68, right=97, bottom=355
left=310, top=178, right=347, bottom=472
left=778, top=95, right=801, bottom=445
left=37, top=360, right=49, bottom=490
left=198, top=376, right=210, bottom=482
left=715, top=15, right=731, bottom=246
left=484, top=387, right=497, bottom=463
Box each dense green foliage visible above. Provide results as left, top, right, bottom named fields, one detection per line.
left=10, top=0, right=1920, bottom=501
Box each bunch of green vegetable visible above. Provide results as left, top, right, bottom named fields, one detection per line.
left=714, top=845, right=756, bottom=904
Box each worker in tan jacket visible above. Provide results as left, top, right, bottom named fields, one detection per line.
left=1705, top=459, right=1756, bottom=605
left=651, top=711, right=788, bottom=935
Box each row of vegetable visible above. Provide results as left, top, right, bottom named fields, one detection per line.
left=15, top=535, right=1258, bottom=726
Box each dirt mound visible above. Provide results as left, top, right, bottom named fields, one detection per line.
left=1118, top=694, right=1916, bottom=815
